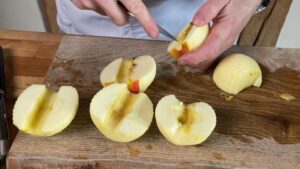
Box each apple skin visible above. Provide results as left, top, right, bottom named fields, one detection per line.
left=129, top=80, right=140, bottom=94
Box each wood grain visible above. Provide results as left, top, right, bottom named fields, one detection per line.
left=255, top=0, right=293, bottom=46
left=0, top=31, right=62, bottom=169
left=238, top=0, right=277, bottom=46
left=0, top=30, right=62, bottom=99
left=39, top=0, right=60, bottom=33
left=238, top=0, right=293, bottom=47
left=0, top=30, right=62, bottom=42
left=7, top=36, right=300, bottom=169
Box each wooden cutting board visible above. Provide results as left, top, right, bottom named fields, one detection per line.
left=7, top=35, right=300, bottom=169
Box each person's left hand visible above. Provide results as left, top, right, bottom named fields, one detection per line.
left=179, top=0, right=262, bottom=70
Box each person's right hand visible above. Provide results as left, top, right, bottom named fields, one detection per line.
left=72, top=0, right=159, bottom=38
left=179, top=0, right=261, bottom=70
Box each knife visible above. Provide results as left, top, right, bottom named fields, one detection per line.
left=125, top=0, right=204, bottom=40
left=0, top=46, right=8, bottom=163
left=146, top=0, right=205, bottom=40
left=127, top=12, right=176, bottom=40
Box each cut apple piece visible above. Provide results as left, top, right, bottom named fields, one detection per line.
left=13, top=84, right=79, bottom=136
left=100, top=55, right=156, bottom=93
left=167, top=41, right=184, bottom=59
left=168, top=22, right=209, bottom=58
left=176, top=22, right=193, bottom=42
left=213, top=53, right=262, bottom=95
left=155, top=95, right=216, bottom=146
left=90, top=83, right=154, bottom=142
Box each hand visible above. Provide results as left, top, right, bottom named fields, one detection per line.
left=72, top=0, right=159, bottom=38
left=179, top=0, right=262, bottom=70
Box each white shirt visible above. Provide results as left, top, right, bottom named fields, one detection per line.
left=56, top=0, right=204, bottom=40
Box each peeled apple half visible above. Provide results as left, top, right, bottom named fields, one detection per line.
left=13, top=84, right=79, bottom=136
left=168, top=22, right=209, bottom=58
left=213, top=53, right=263, bottom=95
left=100, top=55, right=156, bottom=93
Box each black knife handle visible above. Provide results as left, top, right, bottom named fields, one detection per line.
left=0, top=47, right=5, bottom=92
left=0, top=93, right=8, bottom=162
left=0, top=46, right=8, bottom=163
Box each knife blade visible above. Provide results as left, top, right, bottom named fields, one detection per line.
left=127, top=12, right=176, bottom=40
left=156, top=24, right=177, bottom=40
left=146, top=0, right=205, bottom=38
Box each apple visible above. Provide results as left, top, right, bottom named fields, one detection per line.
left=90, top=83, right=154, bottom=142
left=13, top=84, right=79, bottom=136
left=213, top=53, right=262, bottom=95
left=155, top=95, right=216, bottom=146
left=100, top=55, right=156, bottom=93
left=167, top=22, right=209, bottom=58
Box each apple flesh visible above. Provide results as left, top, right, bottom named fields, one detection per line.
left=13, top=84, right=79, bottom=136
left=167, top=23, right=209, bottom=58
left=155, top=95, right=216, bottom=146
left=213, top=53, right=262, bottom=95
left=100, top=55, right=156, bottom=93
left=90, top=83, right=154, bottom=142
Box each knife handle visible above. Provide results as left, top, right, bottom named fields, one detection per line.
left=0, top=94, right=8, bottom=162
left=0, top=47, right=5, bottom=92
left=0, top=46, right=8, bottom=163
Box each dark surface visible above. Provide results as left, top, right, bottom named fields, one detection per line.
left=0, top=46, right=8, bottom=166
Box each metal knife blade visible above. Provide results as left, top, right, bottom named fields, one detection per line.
left=146, top=0, right=205, bottom=39
left=156, top=24, right=176, bottom=40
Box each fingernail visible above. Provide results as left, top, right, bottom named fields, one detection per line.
left=193, top=14, right=207, bottom=26
left=193, top=19, right=204, bottom=26
left=149, top=28, right=159, bottom=39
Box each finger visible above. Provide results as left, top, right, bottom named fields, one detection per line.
left=95, top=0, right=128, bottom=26
left=193, top=0, right=230, bottom=26
left=179, top=20, right=235, bottom=68
left=72, top=0, right=89, bottom=9
left=72, top=0, right=106, bottom=15
left=119, top=0, right=159, bottom=38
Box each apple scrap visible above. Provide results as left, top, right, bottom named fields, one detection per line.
left=280, top=93, right=296, bottom=101
left=13, top=85, right=79, bottom=136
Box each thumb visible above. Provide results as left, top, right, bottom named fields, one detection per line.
left=193, top=0, right=229, bottom=26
